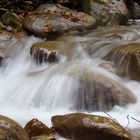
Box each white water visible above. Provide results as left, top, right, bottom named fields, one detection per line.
left=0, top=26, right=140, bottom=139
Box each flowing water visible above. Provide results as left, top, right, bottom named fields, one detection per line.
left=1, top=24, right=140, bottom=139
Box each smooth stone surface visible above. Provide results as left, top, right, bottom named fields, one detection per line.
left=23, top=4, right=97, bottom=39
left=104, top=43, right=140, bottom=81
left=51, top=113, right=131, bottom=140
left=0, top=115, right=29, bottom=140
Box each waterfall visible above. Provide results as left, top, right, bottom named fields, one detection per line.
left=0, top=25, right=140, bottom=135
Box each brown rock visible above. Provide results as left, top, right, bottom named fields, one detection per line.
left=24, top=118, right=55, bottom=140
left=104, top=43, right=140, bottom=81
left=30, top=41, right=78, bottom=64
left=0, top=115, right=29, bottom=140
left=23, top=4, right=97, bottom=39
left=43, top=62, right=136, bottom=111
left=0, top=30, right=27, bottom=59
left=90, top=0, right=129, bottom=26
left=30, top=41, right=63, bottom=64
left=1, top=12, right=22, bottom=33
left=51, top=113, right=131, bottom=140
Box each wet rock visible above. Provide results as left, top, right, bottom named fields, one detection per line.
left=131, top=2, right=140, bottom=19
left=92, top=28, right=139, bottom=41
left=80, top=27, right=140, bottom=57
left=23, top=4, right=97, bottom=39
left=90, top=0, right=129, bottom=26
left=0, top=115, right=29, bottom=140
left=51, top=113, right=131, bottom=140
left=30, top=41, right=79, bottom=64
left=56, top=0, right=90, bottom=13
left=124, top=0, right=140, bottom=19
left=129, top=128, right=140, bottom=140
left=1, top=12, right=22, bottom=32
left=104, top=43, right=140, bottom=81
left=0, top=0, right=43, bottom=12
left=0, top=30, right=26, bottom=59
left=25, top=118, right=55, bottom=140
left=30, top=41, right=63, bottom=64
left=53, top=62, right=136, bottom=111
left=99, top=60, right=116, bottom=74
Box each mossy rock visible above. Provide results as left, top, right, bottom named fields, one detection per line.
left=104, top=43, right=140, bottom=81
left=30, top=41, right=79, bottom=64
left=1, top=12, right=22, bottom=32
left=23, top=4, right=97, bottom=39
left=0, top=115, right=29, bottom=140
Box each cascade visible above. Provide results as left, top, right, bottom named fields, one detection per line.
left=1, top=25, right=140, bottom=140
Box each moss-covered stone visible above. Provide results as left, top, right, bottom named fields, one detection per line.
left=31, top=41, right=63, bottom=64
left=0, top=115, right=29, bottom=140
left=1, top=12, right=22, bottom=32
left=104, top=43, right=140, bottom=81
left=30, top=41, right=78, bottom=64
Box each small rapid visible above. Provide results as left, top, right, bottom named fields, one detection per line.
left=0, top=25, right=140, bottom=135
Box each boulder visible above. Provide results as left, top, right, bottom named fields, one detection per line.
left=124, top=0, right=140, bottom=19
left=30, top=41, right=63, bottom=64
left=24, top=118, right=55, bottom=140
left=30, top=41, right=79, bottom=64
left=130, top=2, right=140, bottom=19
left=1, top=12, right=22, bottom=32
left=0, top=115, right=29, bottom=140
left=91, top=27, right=139, bottom=41
left=0, top=30, right=26, bottom=60
left=104, top=43, right=140, bottom=81
left=99, top=60, right=117, bottom=74
left=90, top=0, right=129, bottom=26
left=51, top=113, right=131, bottom=140
left=23, top=4, right=97, bottom=39
left=56, top=0, right=90, bottom=13
left=49, top=62, right=136, bottom=111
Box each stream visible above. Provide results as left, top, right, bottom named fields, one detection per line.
left=0, top=22, right=140, bottom=139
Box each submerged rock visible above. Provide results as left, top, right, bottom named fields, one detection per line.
left=99, top=60, right=116, bottom=74
left=91, top=28, right=139, bottom=41
left=23, top=4, right=97, bottom=39
left=70, top=64, right=136, bottom=111
left=25, top=118, right=55, bottom=140
left=51, top=113, right=131, bottom=140
left=49, top=62, right=136, bottom=111
left=0, top=115, right=29, bottom=140
left=30, top=41, right=63, bottom=64
left=30, top=40, right=80, bottom=64
left=104, top=43, right=140, bottom=81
